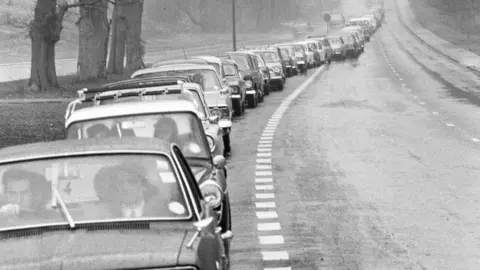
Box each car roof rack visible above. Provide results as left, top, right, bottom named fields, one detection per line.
left=64, top=76, right=199, bottom=121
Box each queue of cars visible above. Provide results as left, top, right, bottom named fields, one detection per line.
left=0, top=6, right=384, bottom=270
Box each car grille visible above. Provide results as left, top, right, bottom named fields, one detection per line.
left=230, top=86, right=240, bottom=93
left=219, top=107, right=229, bottom=118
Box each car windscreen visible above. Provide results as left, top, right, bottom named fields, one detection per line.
left=229, top=55, right=249, bottom=70
left=223, top=64, right=238, bottom=77
left=0, top=154, right=192, bottom=231
left=343, top=35, right=354, bottom=44
left=67, top=112, right=210, bottom=159
left=279, top=48, right=290, bottom=58
left=256, top=52, right=278, bottom=62
left=328, top=38, right=342, bottom=45
left=134, top=69, right=221, bottom=92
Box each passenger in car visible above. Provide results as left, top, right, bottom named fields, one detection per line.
left=86, top=123, right=111, bottom=138
left=154, top=117, right=180, bottom=143
left=0, top=168, right=50, bottom=218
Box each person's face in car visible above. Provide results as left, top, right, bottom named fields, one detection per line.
left=5, top=179, right=32, bottom=210
left=118, top=172, right=144, bottom=207
left=155, top=124, right=176, bottom=142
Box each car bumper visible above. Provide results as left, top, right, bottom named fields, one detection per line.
left=231, top=94, right=241, bottom=99
left=270, top=76, right=283, bottom=83
left=219, top=119, right=232, bottom=129
left=246, top=90, right=256, bottom=95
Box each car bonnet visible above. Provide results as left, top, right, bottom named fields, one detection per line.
left=0, top=226, right=190, bottom=269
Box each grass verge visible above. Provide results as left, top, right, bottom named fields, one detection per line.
left=410, top=0, right=480, bottom=56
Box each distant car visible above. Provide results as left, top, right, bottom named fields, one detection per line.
left=307, top=35, right=333, bottom=64
left=326, top=35, right=347, bottom=60
left=340, top=27, right=365, bottom=52
left=277, top=43, right=308, bottom=73
left=295, top=41, right=316, bottom=68
left=276, top=43, right=300, bottom=76
left=338, top=33, right=361, bottom=58
left=363, top=13, right=381, bottom=27
left=251, top=49, right=286, bottom=90
left=346, top=18, right=374, bottom=40
left=0, top=137, right=232, bottom=269
left=329, top=13, right=346, bottom=29
left=224, top=51, right=264, bottom=108
left=253, top=53, right=270, bottom=98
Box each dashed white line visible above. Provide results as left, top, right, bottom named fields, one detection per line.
left=256, top=171, right=273, bottom=176
left=256, top=211, right=279, bottom=219
left=261, top=251, right=289, bottom=260
left=257, top=148, right=272, bottom=152
left=419, top=101, right=425, bottom=105
left=259, top=235, right=285, bottom=245
left=258, top=144, right=273, bottom=148
left=432, top=111, right=439, bottom=115
left=471, top=138, right=480, bottom=142
left=446, top=123, right=455, bottom=127
left=256, top=184, right=274, bottom=190
left=256, top=193, right=275, bottom=199
left=255, top=201, right=276, bottom=208
left=255, top=178, right=273, bottom=183
left=264, top=268, right=292, bottom=270
left=256, top=159, right=272, bottom=163
left=257, top=222, right=282, bottom=231
left=257, top=153, right=272, bottom=157
left=256, top=164, right=272, bottom=170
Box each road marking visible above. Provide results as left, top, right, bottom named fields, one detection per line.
left=261, top=251, right=289, bottom=260
left=257, top=222, right=281, bottom=231
left=399, top=78, right=403, bottom=80
left=256, top=158, right=272, bottom=163
left=402, top=83, right=407, bottom=87
left=446, top=123, right=455, bottom=127
left=264, top=127, right=276, bottom=130
left=256, top=164, right=272, bottom=170
left=256, top=193, right=275, bottom=199
left=432, top=111, right=439, bottom=115
left=256, top=171, right=272, bottom=176
left=259, top=235, right=285, bottom=245
left=407, top=89, right=412, bottom=92
left=255, top=178, right=273, bottom=183
left=261, top=136, right=274, bottom=140
left=257, top=153, right=272, bottom=157
left=256, top=184, right=274, bottom=190
left=258, top=144, right=273, bottom=148
left=472, top=138, right=480, bottom=142
left=259, top=139, right=273, bottom=143
left=257, top=148, right=272, bottom=152
left=264, top=268, right=292, bottom=270
left=256, top=211, right=279, bottom=219
left=255, top=201, right=276, bottom=208
left=419, top=101, right=425, bottom=105
left=262, top=132, right=275, bottom=136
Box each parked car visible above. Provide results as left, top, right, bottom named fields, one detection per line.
left=224, top=51, right=264, bottom=108
left=340, top=27, right=365, bottom=52
left=253, top=53, right=270, bottom=98
left=306, top=39, right=327, bottom=66
left=151, top=58, right=211, bottom=69
left=296, top=41, right=316, bottom=68
left=192, top=56, right=246, bottom=116
left=0, top=137, right=232, bottom=269
left=363, top=13, right=381, bottom=27
left=346, top=18, right=374, bottom=40
left=307, top=35, right=333, bottom=64
left=338, top=33, right=361, bottom=58
left=276, top=46, right=296, bottom=77
left=278, top=43, right=307, bottom=73
left=265, top=45, right=289, bottom=78
left=220, top=58, right=247, bottom=116
left=251, top=49, right=286, bottom=90
left=326, top=35, right=347, bottom=60
left=65, top=77, right=230, bottom=157
left=65, top=88, right=233, bottom=231
left=276, top=44, right=300, bottom=76
left=329, top=12, right=346, bottom=29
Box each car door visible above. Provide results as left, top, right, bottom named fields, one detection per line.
left=249, top=55, right=262, bottom=89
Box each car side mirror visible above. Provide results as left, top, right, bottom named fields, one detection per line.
left=213, top=155, right=226, bottom=169
left=209, top=115, right=219, bottom=124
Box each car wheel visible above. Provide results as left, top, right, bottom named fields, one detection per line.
left=247, top=95, right=257, bottom=108
left=233, top=99, right=242, bottom=117
left=223, top=133, right=231, bottom=155
left=263, top=83, right=270, bottom=95
left=278, top=81, right=284, bottom=91
left=258, top=89, right=264, bottom=103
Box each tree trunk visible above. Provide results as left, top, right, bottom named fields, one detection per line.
left=76, top=0, right=109, bottom=81
left=107, top=0, right=128, bottom=75
left=124, top=0, right=144, bottom=75
left=28, top=0, right=60, bottom=91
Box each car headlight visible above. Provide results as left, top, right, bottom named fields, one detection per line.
left=206, top=134, right=216, bottom=152
left=245, top=80, right=253, bottom=88
left=200, top=180, right=223, bottom=208
left=210, top=108, right=221, bottom=119
left=272, top=66, right=281, bottom=73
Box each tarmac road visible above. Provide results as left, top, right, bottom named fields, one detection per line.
left=226, top=1, right=480, bottom=269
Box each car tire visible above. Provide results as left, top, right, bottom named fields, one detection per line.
left=278, top=81, right=284, bottom=91
left=220, top=194, right=232, bottom=233
left=233, top=100, right=243, bottom=117
left=263, top=83, right=270, bottom=96
left=258, top=88, right=264, bottom=103
left=247, top=94, right=257, bottom=108
left=223, top=133, right=231, bottom=155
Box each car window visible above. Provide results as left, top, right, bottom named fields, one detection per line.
left=0, top=154, right=192, bottom=230
left=279, top=48, right=290, bottom=58
left=229, top=55, right=249, bottom=70
left=250, top=56, right=258, bottom=69
left=343, top=35, right=354, bottom=44
left=209, top=63, right=221, bottom=77
left=133, top=69, right=221, bottom=92
left=172, top=146, right=202, bottom=212
left=257, top=52, right=278, bottom=62
left=328, top=38, right=342, bottom=45
left=256, top=55, right=265, bottom=67
left=223, top=64, right=238, bottom=76
left=67, top=112, right=210, bottom=159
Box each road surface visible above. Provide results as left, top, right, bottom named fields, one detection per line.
left=226, top=0, right=480, bottom=269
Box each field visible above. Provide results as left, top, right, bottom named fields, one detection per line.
left=410, top=0, right=480, bottom=56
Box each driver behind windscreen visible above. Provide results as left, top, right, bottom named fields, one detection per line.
left=87, top=123, right=111, bottom=138
left=0, top=168, right=49, bottom=217
left=154, top=117, right=200, bottom=155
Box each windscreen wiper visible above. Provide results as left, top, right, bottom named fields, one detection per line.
left=53, top=188, right=76, bottom=229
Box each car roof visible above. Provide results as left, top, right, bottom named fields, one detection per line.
left=192, top=55, right=223, bottom=64
left=221, top=58, right=237, bottom=65
left=226, top=51, right=255, bottom=56
left=0, top=137, right=172, bottom=165
left=151, top=59, right=209, bottom=68
left=132, top=64, right=216, bottom=78
left=66, top=99, right=198, bottom=126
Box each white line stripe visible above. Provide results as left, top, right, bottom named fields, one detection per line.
left=259, top=235, right=285, bottom=245
left=262, top=132, right=275, bottom=136
left=255, top=177, right=273, bottom=183
left=259, top=139, right=273, bottom=143
left=256, top=158, right=272, bottom=163
left=261, top=251, right=289, bottom=260
left=257, top=148, right=271, bottom=152
left=256, top=193, right=275, bottom=199
left=256, top=211, right=278, bottom=219
left=256, top=184, right=274, bottom=190
left=256, top=164, right=272, bottom=170
left=258, top=144, right=273, bottom=148
left=256, top=171, right=272, bottom=176
left=255, top=201, right=276, bottom=208
left=260, top=137, right=274, bottom=141
left=264, top=268, right=292, bottom=270
left=432, top=111, right=439, bottom=115
left=257, top=153, right=272, bottom=157
left=257, top=222, right=281, bottom=231
left=446, top=123, right=455, bottom=127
